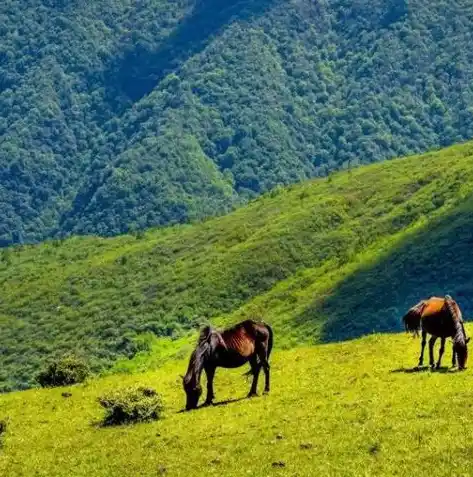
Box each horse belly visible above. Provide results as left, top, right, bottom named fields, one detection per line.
left=218, top=351, right=250, bottom=368
left=422, top=313, right=454, bottom=338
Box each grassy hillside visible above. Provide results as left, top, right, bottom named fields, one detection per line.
left=1, top=142, right=473, bottom=391
left=1, top=330, right=473, bottom=476
left=3, top=0, right=473, bottom=244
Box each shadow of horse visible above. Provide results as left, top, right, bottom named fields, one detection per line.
left=177, top=396, right=248, bottom=413
left=211, top=397, right=247, bottom=407
left=390, top=366, right=457, bottom=374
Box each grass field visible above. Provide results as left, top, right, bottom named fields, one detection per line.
left=1, top=327, right=473, bottom=477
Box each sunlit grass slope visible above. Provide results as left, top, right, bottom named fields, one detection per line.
left=2, top=328, right=473, bottom=477
left=2, top=142, right=473, bottom=390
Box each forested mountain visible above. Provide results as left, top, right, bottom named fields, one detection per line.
left=2, top=0, right=473, bottom=244
left=1, top=142, right=473, bottom=391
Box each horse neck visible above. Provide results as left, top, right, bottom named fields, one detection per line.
left=184, top=346, right=207, bottom=387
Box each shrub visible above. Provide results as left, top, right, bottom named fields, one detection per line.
left=98, top=386, right=164, bottom=426
left=36, top=355, right=90, bottom=388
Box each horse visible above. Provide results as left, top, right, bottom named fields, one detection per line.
left=182, top=320, right=273, bottom=411
left=403, top=295, right=470, bottom=370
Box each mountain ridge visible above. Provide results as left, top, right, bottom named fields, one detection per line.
left=2, top=0, right=473, bottom=244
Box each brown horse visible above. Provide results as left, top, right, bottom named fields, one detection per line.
left=182, top=320, right=273, bottom=410
left=403, top=295, right=469, bottom=370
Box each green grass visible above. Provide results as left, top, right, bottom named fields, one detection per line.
left=1, top=328, right=473, bottom=476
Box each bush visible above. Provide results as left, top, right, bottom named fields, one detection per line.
left=36, top=355, right=90, bottom=388
left=98, top=386, right=164, bottom=426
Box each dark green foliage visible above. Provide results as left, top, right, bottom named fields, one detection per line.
left=98, top=386, right=164, bottom=426
left=2, top=0, right=473, bottom=244
left=36, top=356, right=90, bottom=388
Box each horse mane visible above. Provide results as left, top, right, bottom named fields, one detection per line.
left=444, top=295, right=461, bottom=320
left=198, top=325, right=213, bottom=345
left=183, top=327, right=213, bottom=385
left=444, top=295, right=467, bottom=345
left=184, top=325, right=228, bottom=385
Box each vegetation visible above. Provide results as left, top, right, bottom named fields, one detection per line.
left=1, top=142, right=473, bottom=391
left=0, top=330, right=472, bottom=476
left=98, top=386, right=163, bottom=426
left=3, top=0, right=473, bottom=244
left=36, top=355, right=90, bottom=388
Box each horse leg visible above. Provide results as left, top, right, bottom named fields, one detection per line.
left=452, top=343, right=457, bottom=368
left=436, top=338, right=446, bottom=369
left=248, top=356, right=261, bottom=398
left=418, top=329, right=427, bottom=367
left=429, top=336, right=437, bottom=369
left=257, top=346, right=271, bottom=394
left=203, top=366, right=216, bottom=406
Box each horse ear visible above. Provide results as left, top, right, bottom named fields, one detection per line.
left=199, top=325, right=212, bottom=343
left=210, top=332, right=227, bottom=350
left=466, top=337, right=471, bottom=344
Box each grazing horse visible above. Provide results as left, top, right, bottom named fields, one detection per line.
left=182, top=320, right=273, bottom=411
left=403, top=295, right=469, bottom=370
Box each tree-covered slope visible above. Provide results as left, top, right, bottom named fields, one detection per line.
left=2, top=0, right=473, bottom=244
left=1, top=142, right=473, bottom=391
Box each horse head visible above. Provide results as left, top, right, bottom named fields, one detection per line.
left=182, top=328, right=215, bottom=411
left=182, top=374, right=202, bottom=411
left=454, top=335, right=470, bottom=370
left=182, top=325, right=228, bottom=410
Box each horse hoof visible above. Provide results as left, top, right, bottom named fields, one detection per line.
left=247, top=393, right=258, bottom=399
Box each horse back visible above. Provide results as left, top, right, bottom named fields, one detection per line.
left=222, top=324, right=256, bottom=358
left=421, top=297, right=447, bottom=317
left=421, top=297, right=456, bottom=337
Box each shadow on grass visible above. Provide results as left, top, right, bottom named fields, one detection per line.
left=295, top=194, right=473, bottom=343
left=390, top=366, right=456, bottom=374
left=212, top=396, right=247, bottom=407
left=177, top=396, right=249, bottom=413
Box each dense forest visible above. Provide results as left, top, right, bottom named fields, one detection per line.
left=1, top=142, right=473, bottom=391
left=1, top=0, right=473, bottom=244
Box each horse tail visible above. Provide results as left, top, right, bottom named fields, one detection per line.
left=265, top=323, right=274, bottom=360
left=402, top=301, right=425, bottom=335
left=243, top=322, right=273, bottom=378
